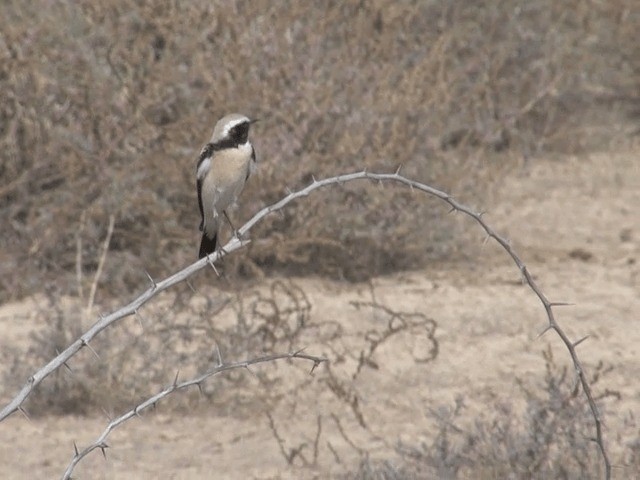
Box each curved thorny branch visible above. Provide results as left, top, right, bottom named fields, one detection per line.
left=0, top=170, right=610, bottom=478
left=61, top=351, right=326, bottom=480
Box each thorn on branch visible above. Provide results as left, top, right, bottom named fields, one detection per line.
left=18, top=406, right=31, bottom=422
left=549, top=301, right=574, bottom=307
left=395, top=164, right=403, bottom=175
left=144, top=270, right=156, bottom=290
left=448, top=206, right=458, bottom=214
left=81, top=339, right=101, bottom=360
left=519, top=265, right=528, bottom=278
left=310, top=360, right=321, bottom=375
left=537, top=325, right=554, bottom=339
left=73, top=441, right=79, bottom=456
left=100, top=443, right=109, bottom=459
left=173, top=370, right=180, bottom=387
left=196, top=382, right=204, bottom=396
left=186, top=280, right=197, bottom=293
left=135, top=309, right=144, bottom=330
left=57, top=349, right=74, bottom=373
left=572, top=335, right=590, bottom=348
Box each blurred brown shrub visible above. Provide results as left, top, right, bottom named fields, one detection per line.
left=1, top=0, right=637, bottom=300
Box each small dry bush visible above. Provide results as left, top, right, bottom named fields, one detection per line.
left=1, top=0, right=638, bottom=301
left=347, top=348, right=629, bottom=480
left=3, top=279, right=318, bottom=415
left=5, top=278, right=440, bottom=420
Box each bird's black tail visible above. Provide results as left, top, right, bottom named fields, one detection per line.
left=198, top=233, right=217, bottom=259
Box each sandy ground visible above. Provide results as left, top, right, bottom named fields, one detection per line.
left=0, top=150, right=639, bottom=479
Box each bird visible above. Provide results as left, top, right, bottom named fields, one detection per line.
left=196, top=113, right=257, bottom=259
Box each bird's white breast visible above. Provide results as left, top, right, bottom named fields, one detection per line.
left=200, top=142, right=253, bottom=236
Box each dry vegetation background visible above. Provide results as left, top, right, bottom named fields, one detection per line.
left=1, top=0, right=639, bottom=478
left=1, top=0, right=637, bottom=300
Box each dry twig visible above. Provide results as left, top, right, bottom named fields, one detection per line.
left=61, top=351, right=326, bottom=479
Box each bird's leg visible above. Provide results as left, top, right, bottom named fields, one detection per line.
left=223, top=210, right=243, bottom=241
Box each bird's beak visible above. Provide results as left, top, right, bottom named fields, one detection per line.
left=250, top=118, right=260, bottom=125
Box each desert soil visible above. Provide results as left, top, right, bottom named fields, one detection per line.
left=0, top=150, right=638, bottom=479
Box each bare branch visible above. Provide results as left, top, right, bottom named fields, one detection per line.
left=61, top=351, right=326, bottom=479
left=1, top=170, right=610, bottom=478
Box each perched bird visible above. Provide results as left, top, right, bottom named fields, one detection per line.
left=196, top=113, right=257, bottom=259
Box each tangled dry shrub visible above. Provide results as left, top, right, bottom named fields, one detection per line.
left=347, top=347, right=627, bottom=480
left=260, top=290, right=440, bottom=470
left=1, top=0, right=638, bottom=301
left=3, top=278, right=326, bottom=416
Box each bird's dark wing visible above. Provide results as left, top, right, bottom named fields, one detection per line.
left=197, top=177, right=204, bottom=231
left=246, top=145, right=256, bottom=181
left=196, top=144, right=213, bottom=232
